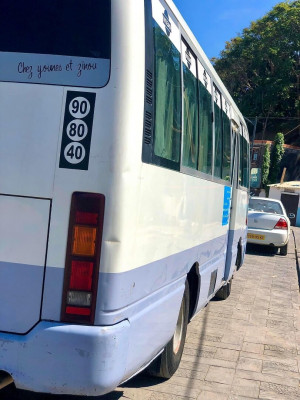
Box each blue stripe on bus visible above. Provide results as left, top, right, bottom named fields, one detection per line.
left=41, top=229, right=246, bottom=325
left=0, top=261, right=44, bottom=333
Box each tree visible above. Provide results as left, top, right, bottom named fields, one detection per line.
left=261, top=144, right=271, bottom=195
left=269, top=132, right=285, bottom=183
left=212, top=1, right=300, bottom=135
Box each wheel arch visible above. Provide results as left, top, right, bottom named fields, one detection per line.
left=236, top=237, right=243, bottom=270
left=187, top=263, right=200, bottom=321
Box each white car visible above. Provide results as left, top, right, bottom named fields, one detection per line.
left=247, top=197, right=290, bottom=255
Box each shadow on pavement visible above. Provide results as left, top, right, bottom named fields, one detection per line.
left=246, top=243, right=278, bottom=257
left=0, top=384, right=123, bottom=400
left=123, top=374, right=165, bottom=389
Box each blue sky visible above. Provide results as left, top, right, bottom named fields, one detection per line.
left=173, top=0, right=282, bottom=59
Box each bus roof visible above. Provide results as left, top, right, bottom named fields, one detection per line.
left=164, top=0, right=249, bottom=141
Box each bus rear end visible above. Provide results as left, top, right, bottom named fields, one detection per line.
left=0, top=0, right=141, bottom=395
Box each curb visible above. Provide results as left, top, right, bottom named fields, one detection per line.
left=291, top=228, right=300, bottom=290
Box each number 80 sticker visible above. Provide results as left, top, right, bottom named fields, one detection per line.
left=59, top=91, right=96, bottom=170
left=66, top=120, right=88, bottom=142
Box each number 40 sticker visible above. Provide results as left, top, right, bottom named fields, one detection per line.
left=59, top=91, right=96, bottom=170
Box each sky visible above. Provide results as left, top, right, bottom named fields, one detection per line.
left=173, top=0, right=282, bottom=60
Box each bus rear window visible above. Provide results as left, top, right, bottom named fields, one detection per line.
left=0, top=0, right=111, bottom=87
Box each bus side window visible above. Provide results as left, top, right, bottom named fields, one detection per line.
left=198, top=71, right=213, bottom=175
left=153, top=21, right=182, bottom=167
left=238, top=133, right=242, bottom=186
left=242, top=136, right=250, bottom=188
left=182, top=44, right=199, bottom=170
left=213, top=85, right=222, bottom=178
left=238, top=128, right=250, bottom=188
left=222, top=106, right=231, bottom=181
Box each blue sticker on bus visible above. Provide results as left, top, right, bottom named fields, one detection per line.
left=222, top=186, right=232, bottom=226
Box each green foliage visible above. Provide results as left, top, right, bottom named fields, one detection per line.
left=269, top=132, right=285, bottom=183
left=212, top=1, right=300, bottom=120
left=261, top=144, right=271, bottom=194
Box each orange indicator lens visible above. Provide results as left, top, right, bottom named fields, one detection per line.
left=72, top=226, right=97, bottom=256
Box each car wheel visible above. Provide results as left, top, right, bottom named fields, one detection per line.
left=280, top=243, right=288, bottom=256
left=147, top=281, right=190, bottom=379
left=215, top=278, right=232, bottom=300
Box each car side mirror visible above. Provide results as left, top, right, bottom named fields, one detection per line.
left=288, top=213, right=295, bottom=219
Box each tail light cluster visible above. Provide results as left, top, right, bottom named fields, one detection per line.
left=274, top=218, right=288, bottom=230
left=61, top=192, right=105, bottom=324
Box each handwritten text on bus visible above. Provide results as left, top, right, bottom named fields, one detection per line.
left=17, top=60, right=97, bottom=80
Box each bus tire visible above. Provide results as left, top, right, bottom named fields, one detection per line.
left=215, top=278, right=232, bottom=300
left=147, top=281, right=190, bottom=379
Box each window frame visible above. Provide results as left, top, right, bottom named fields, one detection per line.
left=212, top=84, right=223, bottom=179
left=152, top=20, right=182, bottom=171
left=180, top=38, right=200, bottom=173
left=238, top=124, right=250, bottom=191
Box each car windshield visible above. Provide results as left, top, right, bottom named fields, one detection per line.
left=249, top=199, right=283, bottom=215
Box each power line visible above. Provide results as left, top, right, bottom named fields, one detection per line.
left=284, top=124, right=300, bottom=136
left=245, top=116, right=300, bottom=120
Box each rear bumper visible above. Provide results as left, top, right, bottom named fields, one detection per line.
left=0, top=320, right=130, bottom=396
left=247, top=228, right=289, bottom=247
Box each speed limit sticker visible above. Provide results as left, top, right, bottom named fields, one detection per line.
left=66, top=120, right=88, bottom=142
left=59, top=91, right=96, bottom=170
left=64, top=143, right=86, bottom=164
left=69, top=97, right=91, bottom=119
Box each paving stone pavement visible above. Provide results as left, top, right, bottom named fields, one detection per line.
left=2, top=228, right=300, bottom=400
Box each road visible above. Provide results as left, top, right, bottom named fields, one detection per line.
left=2, top=228, right=300, bottom=400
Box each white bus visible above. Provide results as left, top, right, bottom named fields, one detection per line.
left=0, top=0, right=249, bottom=396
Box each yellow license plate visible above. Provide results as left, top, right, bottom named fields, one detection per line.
left=247, top=233, right=265, bottom=240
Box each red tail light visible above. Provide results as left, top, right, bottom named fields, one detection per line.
left=61, top=192, right=105, bottom=324
left=274, top=218, right=288, bottom=230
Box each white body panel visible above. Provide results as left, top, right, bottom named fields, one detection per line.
left=0, top=196, right=50, bottom=266
left=0, top=84, right=63, bottom=197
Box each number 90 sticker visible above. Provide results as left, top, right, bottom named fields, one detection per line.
left=69, top=97, right=91, bottom=118
left=64, top=143, right=86, bottom=164
left=66, top=120, right=88, bottom=142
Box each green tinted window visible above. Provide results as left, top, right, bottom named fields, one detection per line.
left=182, top=64, right=199, bottom=169
left=222, top=112, right=231, bottom=181
left=242, top=136, right=249, bottom=187
left=214, top=102, right=222, bottom=178
left=239, top=134, right=243, bottom=186
left=198, top=82, right=212, bottom=174
left=239, top=134, right=249, bottom=188
left=153, top=23, right=181, bottom=163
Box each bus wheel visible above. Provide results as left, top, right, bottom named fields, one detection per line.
left=147, top=281, right=190, bottom=379
left=215, top=278, right=232, bottom=300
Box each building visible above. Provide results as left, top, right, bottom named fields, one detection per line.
left=268, top=181, right=300, bottom=227
left=250, top=140, right=300, bottom=192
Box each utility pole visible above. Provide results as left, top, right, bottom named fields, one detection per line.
left=244, top=116, right=258, bottom=160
